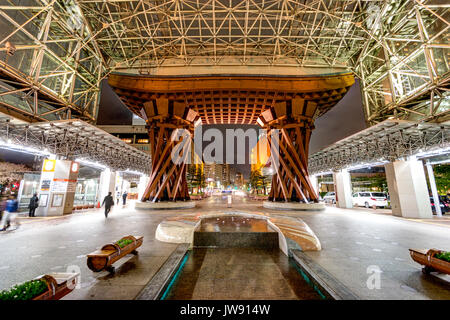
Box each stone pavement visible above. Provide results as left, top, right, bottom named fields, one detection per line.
left=166, top=248, right=321, bottom=300
left=197, top=197, right=450, bottom=299
left=264, top=206, right=450, bottom=300
left=0, top=196, right=449, bottom=300
left=0, top=202, right=179, bottom=299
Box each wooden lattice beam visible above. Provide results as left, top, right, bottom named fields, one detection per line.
left=109, top=73, right=354, bottom=202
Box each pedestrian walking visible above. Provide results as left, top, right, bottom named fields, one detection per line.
left=122, top=191, right=128, bottom=205
left=28, top=193, right=39, bottom=217
left=102, top=192, right=114, bottom=218
left=0, top=196, right=6, bottom=223
left=0, top=195, right=19, bottom=231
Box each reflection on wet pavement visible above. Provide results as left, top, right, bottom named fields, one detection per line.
left=165, top=248, right=322, bottom=300
left=198, top=216, right=273, bottom=233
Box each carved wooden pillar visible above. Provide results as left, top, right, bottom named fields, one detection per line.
left=140, top=98, right=200, bottom=202
left=258, top=97, right=319, bottom=203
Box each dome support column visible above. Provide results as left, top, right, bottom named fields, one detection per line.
left=258, top=98, right=319, bottom=203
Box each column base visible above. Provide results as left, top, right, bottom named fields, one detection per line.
left=263, top=201, right=325, bottom=211
left=135, top=201, right=196, bottom=210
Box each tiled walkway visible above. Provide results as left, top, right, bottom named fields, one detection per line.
left=0, top=203, right=179, bottom=299
left=267, top=206, right=450, bottom=299
left=0, top=197, right=449, bottom=300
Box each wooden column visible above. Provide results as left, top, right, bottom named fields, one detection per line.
left=258, top=98, right=319, bottom=203
left=141, top=99, right=200, bottom=202
left=107, top=74, right=355, bottom=203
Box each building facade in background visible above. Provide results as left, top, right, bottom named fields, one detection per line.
left=97, top=122, right=151, bottom=155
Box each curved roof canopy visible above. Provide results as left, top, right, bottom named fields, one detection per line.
left=0, top=0, right=447, bottom=125
left=108, top=72, right=355, bottom=124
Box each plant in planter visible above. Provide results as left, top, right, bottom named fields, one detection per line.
left=0, top=273, right=78, bottom=300
left=435, top=251, right=450, bottom=263
left=410, top=248, right=450, bottom=275
left=116, top=238, right=133, bottom=248
left=87, top=235, right=143, bottom=273
left=0, top=279, right=48, bottom=300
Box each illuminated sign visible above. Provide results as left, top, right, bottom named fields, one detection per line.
left=43, top=159, right=56, bottom=172
left=71, top=162, right=79, bottom=173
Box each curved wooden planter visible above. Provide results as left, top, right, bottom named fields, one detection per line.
left=409, top=249, right=450, bottom=275
left=87, top=235, right=143, bottom=273
left=24, top=273, right=78, bottom=300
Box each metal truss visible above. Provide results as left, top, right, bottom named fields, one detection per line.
left=120, top=171, right=141, bottom=182
left=78, top=0, right=369, bottom=69
left=0, top=0, right=106, bottom=123
left=0, top=119, right=151, bottom=173
left=0, top=0, right=448, bottom=126
left=355, top=0, right=450, bottom=125
left=308, top=119, right=450, bottom=174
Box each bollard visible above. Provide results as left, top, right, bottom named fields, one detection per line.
left=227, top=195, right=232, bottom=208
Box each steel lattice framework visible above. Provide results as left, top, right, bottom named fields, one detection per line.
left=0, top=0, right=106, bottom=123
left=308, top=119, right=450, bottom=174
left=0, top=0, right=448, bottom=125
left=0, top=119, right=151, bottom=172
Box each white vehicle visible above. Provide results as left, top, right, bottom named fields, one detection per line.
left=352, top=192, right=387, bottom=208
left=322, top=192, right=336, bottom=204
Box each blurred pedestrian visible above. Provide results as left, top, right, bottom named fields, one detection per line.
left=102, top=192, right=114, bottom=218
left=122, top=191, right=128, bottom=205
left=28, top=193, right=39, bottom=217
left=0, top=196, right=6, bottom=223
left=0, top=195, right=19, bottom=231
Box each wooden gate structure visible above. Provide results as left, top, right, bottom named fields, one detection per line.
left=108, top=73, right=354, bottom=203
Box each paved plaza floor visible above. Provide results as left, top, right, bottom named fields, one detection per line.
left=275, top=207, right=450, bottom=300
left=166, top=248, right=321, bottom=300
left=0, top=196, right=449, bottom=300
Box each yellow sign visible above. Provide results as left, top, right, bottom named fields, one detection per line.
left=43, top=159, right=56, bottom=172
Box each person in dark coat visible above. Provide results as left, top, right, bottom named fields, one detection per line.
left=28, top=193, right=39, bottom=217
left=122, top=191, right=128, bottom=205
left=102, top=192, right=114, bottom=218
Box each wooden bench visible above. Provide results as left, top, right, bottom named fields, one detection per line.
left=32, top=273, right=79, bottom=300
left=87, top=235, right=143, bottom=273
left=409, top=248, right=450, bottom=275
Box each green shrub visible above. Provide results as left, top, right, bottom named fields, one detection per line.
left=116, top=238, right=133, bottom=248
left=435, top=251, right=450, bottom=263
left=0, top=279, right=48, bottom=300
left=319, top=192, right=328, bottom=198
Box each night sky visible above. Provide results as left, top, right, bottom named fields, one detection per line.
left=97, top=79, right=367, bottom=178
left=309, top=80, right=367, bottom=154
left=97, top=80, right=134, bottom=125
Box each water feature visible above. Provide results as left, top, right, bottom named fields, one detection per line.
left=162, top=214, right=324, bottom=300
left=194, top=215, right=279, bottom=249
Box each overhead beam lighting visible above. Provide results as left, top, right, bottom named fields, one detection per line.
left=0, top=140, right=55, bottom=158
left=120, top=169, right=145, bottom=176
left=75, top=158, right=107, bottom=170
left=346, top=160, right=389, bottom=171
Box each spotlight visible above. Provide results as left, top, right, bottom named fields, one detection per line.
left=5, top=41, right=16, bottom=56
